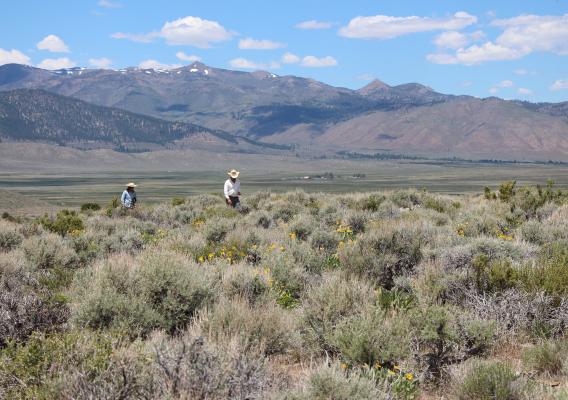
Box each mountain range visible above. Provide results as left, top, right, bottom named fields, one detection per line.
left=1, top=62, right=568, bottom=160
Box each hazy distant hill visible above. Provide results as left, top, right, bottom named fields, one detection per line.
left=1, top=63, right=568, bottom=159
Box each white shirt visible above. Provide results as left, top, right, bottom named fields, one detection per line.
left=224, top=179, right=240, bottom=199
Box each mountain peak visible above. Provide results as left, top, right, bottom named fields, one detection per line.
left=394, top=83, right=435, bottom=94
left=358, top=79, right=391, bottom=95
left=188, top=61, right=207, bottom=69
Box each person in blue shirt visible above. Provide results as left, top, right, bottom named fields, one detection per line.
left=121, top=183, right=137, bottom=208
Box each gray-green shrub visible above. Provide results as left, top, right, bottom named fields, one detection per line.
left=280, top=363, right=389, bottom=400
left=453, top=360, right=523, bottom=400
left=70, top=252, right=217, bottom=337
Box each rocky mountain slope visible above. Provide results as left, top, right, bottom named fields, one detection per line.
left=290, top=97, right=568, bottom=159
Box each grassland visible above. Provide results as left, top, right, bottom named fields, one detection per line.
left=1, top=180, right=568, bottom=399
left=1, top=160, right=568, bottom=208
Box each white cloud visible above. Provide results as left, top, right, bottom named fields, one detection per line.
left=175, top=52, right=202, bottom=62
left=300, top=55, right=337, bottom=67
left=98, top=0, right=122, bottom=8
left=112, top=16, right=234, bottom=48
left=497, top=80, right=514, bottom=88
left=470, top=30, right=486, bottom=41
left=433, top=30, right=485, bottom=49
left=295, top=20, right=333, bottom=30
left=489, top=87, right=499, bottom=94
left=238, top=38, right=286, bottom=50
left=37, top=57, right=76, bottom=70
left=281, top=52, right=300, bottom=64
left=434, top=31, right=469, bottom=49
left=0, top=48, right=31, bottom=65
left=36, top=35, right=70, bottom=53
left=339, top=11, right=477, bottom=40
left=229, top=58, right=280, bottom=70
left=431, top=14, right=568, bottom=65
left=550, top=79, right=568, bottom=91
left=139, top=59, right=182, bottom=70
left=492, top=14, right=568, bottom=55
left=426, top=53, right=459, bottom=64
left=111, top=32, right=156, bottom=43
left=88, top=57, right=112, bottom=68
left=517, top=88, right=532, bottom=95
left=427, top=42, right=526, bottom=65
left=155, top=16, right=234, bottom=47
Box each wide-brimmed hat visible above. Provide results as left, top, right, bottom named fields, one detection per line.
left=126, top=182, right=137, bottom=188
left=228, top=169, right=240, bottom=178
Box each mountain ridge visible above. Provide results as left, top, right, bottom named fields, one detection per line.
left=0, top=89, right=272, bottom=152
left=0, top=63, right=567, bottom=160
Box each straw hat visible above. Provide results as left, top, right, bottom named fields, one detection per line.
left=228, top=169, right=240, bottom=178
left=126, top=182, right=137, bottom=188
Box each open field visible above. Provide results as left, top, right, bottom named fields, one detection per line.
left=1, top=161, right=568, bottom=208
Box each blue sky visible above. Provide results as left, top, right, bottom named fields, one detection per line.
left=1, top=0, right=568, bottom=102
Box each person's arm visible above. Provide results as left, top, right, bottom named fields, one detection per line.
left=224, top=180, right=230, bottom=199
left=120, top=191, right=127, bottom=205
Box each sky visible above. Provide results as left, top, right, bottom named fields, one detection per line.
left=1, top=0, right=568, bottom=102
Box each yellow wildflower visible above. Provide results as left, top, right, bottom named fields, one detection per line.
left=405, top=373, right=413, bottom=381
left=387, top=370, right=396, bottom=376
left=340, top=363, right=348, bottom=369
left=208, top=253, right=214, bottom=260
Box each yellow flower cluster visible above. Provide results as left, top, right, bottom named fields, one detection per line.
left=192, top=218, right=205, bottom=227
left=197, top=245, right=247, bottom=264
left=495, top=228, right=513, bottom=241
left=456, top=222, right=469, bottom=237
left=336, top=221, right=355, bottom=240
left=142, top=228, right=167, bottom=245
left=336, top=225, right=353, bottom=234
left=498, top=232, right=514, bottom=241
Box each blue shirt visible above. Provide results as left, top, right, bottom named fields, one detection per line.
left=121, top=190, right=136, bottom=208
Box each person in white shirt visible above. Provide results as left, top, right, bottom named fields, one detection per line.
left=120, top=182, right=137, bottom=208
left=224, top=169, right=241, bottom=209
